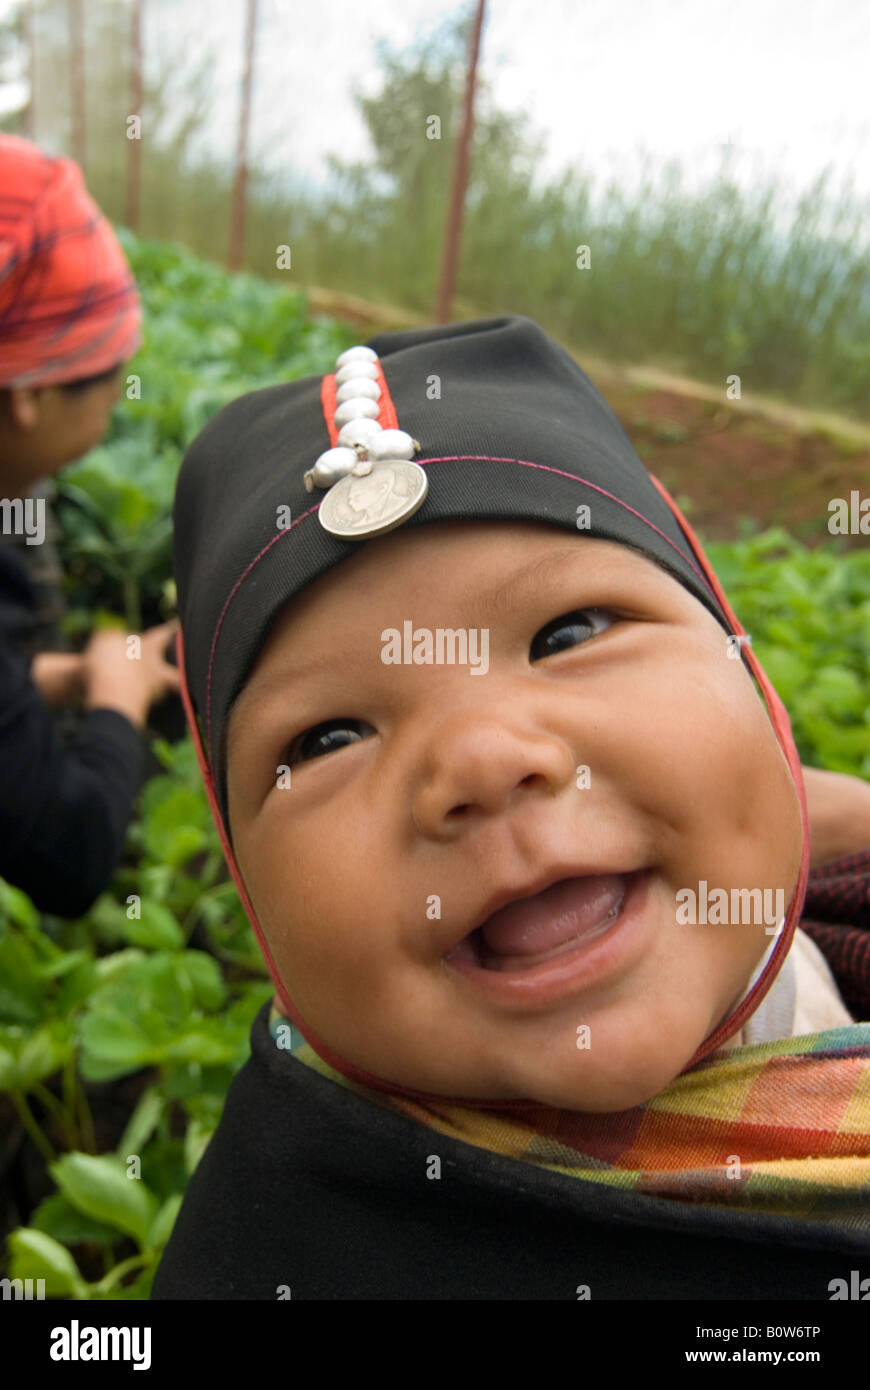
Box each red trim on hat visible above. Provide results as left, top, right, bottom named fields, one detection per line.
left=177, top=625, right=300, bottom=1020
left=320, top=374, right=338, bottom=446
left=204, top=498, right=321, bottom=756
left=320, top=360, right=400, bottom=448
left=647, top=473, right=810, bottom=1067
left=376, top=362, right=400, bottom=431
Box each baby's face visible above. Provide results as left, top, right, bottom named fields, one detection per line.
left=226, top=521, right=802, bottom=1111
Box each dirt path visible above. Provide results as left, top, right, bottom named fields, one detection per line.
left=591, top=358, right=870, bottom=550
left=306, top=286, right=870, bottom=550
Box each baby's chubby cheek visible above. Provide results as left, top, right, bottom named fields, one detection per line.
left=229, top=815, right=397, bottom=1018
left=634, top=630, right=802, bottom=1034
left=635, top=620, right=801, bottom=892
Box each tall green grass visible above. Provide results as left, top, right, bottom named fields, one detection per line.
left=89, top=132, right=870, bottom=424
left=4, top=0, right=870, bottom=417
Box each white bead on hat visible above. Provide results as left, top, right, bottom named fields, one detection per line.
left=304, top=345, right=429, bottom=539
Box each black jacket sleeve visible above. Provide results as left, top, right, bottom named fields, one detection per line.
left=0, top=554, right=147, bottom=918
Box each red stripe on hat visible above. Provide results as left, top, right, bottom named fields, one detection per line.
left=647, top=472, right=810, bottom=1068
left=320, top=359, right=399, bottom=447
left=176, top=625, right=299, bottom=1017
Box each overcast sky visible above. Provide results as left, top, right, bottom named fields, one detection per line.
left=1, top=0, right=868, bottom=209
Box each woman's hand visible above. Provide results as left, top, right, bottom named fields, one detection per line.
left=30, top=650, right=87, bottom=707
left=801, top=765, right=870, bottom=867
left=81, top=621, right=181, bottom=729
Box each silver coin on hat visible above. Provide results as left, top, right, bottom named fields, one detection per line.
left=318, top=458, right=428, bottom=539
left=309, top=343, right=428, bottom=538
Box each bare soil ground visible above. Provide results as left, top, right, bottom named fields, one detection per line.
left=591, top=359, right=870, bottom=550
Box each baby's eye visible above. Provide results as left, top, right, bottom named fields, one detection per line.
left=530, top=608, right=614, bottom=661
left=284, top=718, right=375, bottom=766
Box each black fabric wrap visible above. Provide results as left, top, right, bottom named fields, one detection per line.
left=150, top=1000, right=869, bottom=1300
left=172, top=315, right=733, bottom=835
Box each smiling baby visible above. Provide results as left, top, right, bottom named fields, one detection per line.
left=153, top=316, right=869, bottom=1301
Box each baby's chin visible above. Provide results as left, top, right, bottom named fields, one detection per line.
left=514, top=1058, right=696, bottom=1113
left=481, top=1000, right=734, bottom=1111
left=368, top=1019, right=713, bottom=1113
left=465, top=990, right=741, bottom=1113
left=486, top=1051, right=701, bottom=1113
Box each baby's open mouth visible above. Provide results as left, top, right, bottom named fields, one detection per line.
left=447, top=873, right=631, bottom=973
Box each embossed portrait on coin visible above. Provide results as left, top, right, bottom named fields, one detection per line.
left=332, top=463, right=421, bottom=528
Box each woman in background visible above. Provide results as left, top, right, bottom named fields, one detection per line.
left=0, top=134, right=178, bottom=917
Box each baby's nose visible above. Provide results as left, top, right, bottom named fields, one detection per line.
left=411, top=713, right=576, bottom=839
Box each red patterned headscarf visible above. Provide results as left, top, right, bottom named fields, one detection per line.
left=0, top=135, right=141, bottom=388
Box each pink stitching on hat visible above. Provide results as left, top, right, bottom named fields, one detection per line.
left=204, top=454, right=718, bottom=752
left=205, top=501, right=320, bottom=750
left=414, top=454, right=713, bottom=591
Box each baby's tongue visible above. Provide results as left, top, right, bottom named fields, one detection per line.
left=480, top=874, right=627, bottom=956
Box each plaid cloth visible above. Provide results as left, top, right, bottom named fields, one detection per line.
left=0, top=135, right=141, bottom=387
left=802, top=850, right=870, bottom=1021
left=270, top=851, right=870, bottom=1229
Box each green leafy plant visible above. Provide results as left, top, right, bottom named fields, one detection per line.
left=0, top=738, right=273, bottom=1297
left=706, top=528, right=870, bottom=775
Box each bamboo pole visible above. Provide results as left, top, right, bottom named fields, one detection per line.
left=22, top=0, right=35, bottom=138
left=126, top=0, right=144, bottom=230
left=227, top=0, right=258, bottom=271
left=434, top=0, right=486, bottom=323
left=68, top=0, right=86, bottom=169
